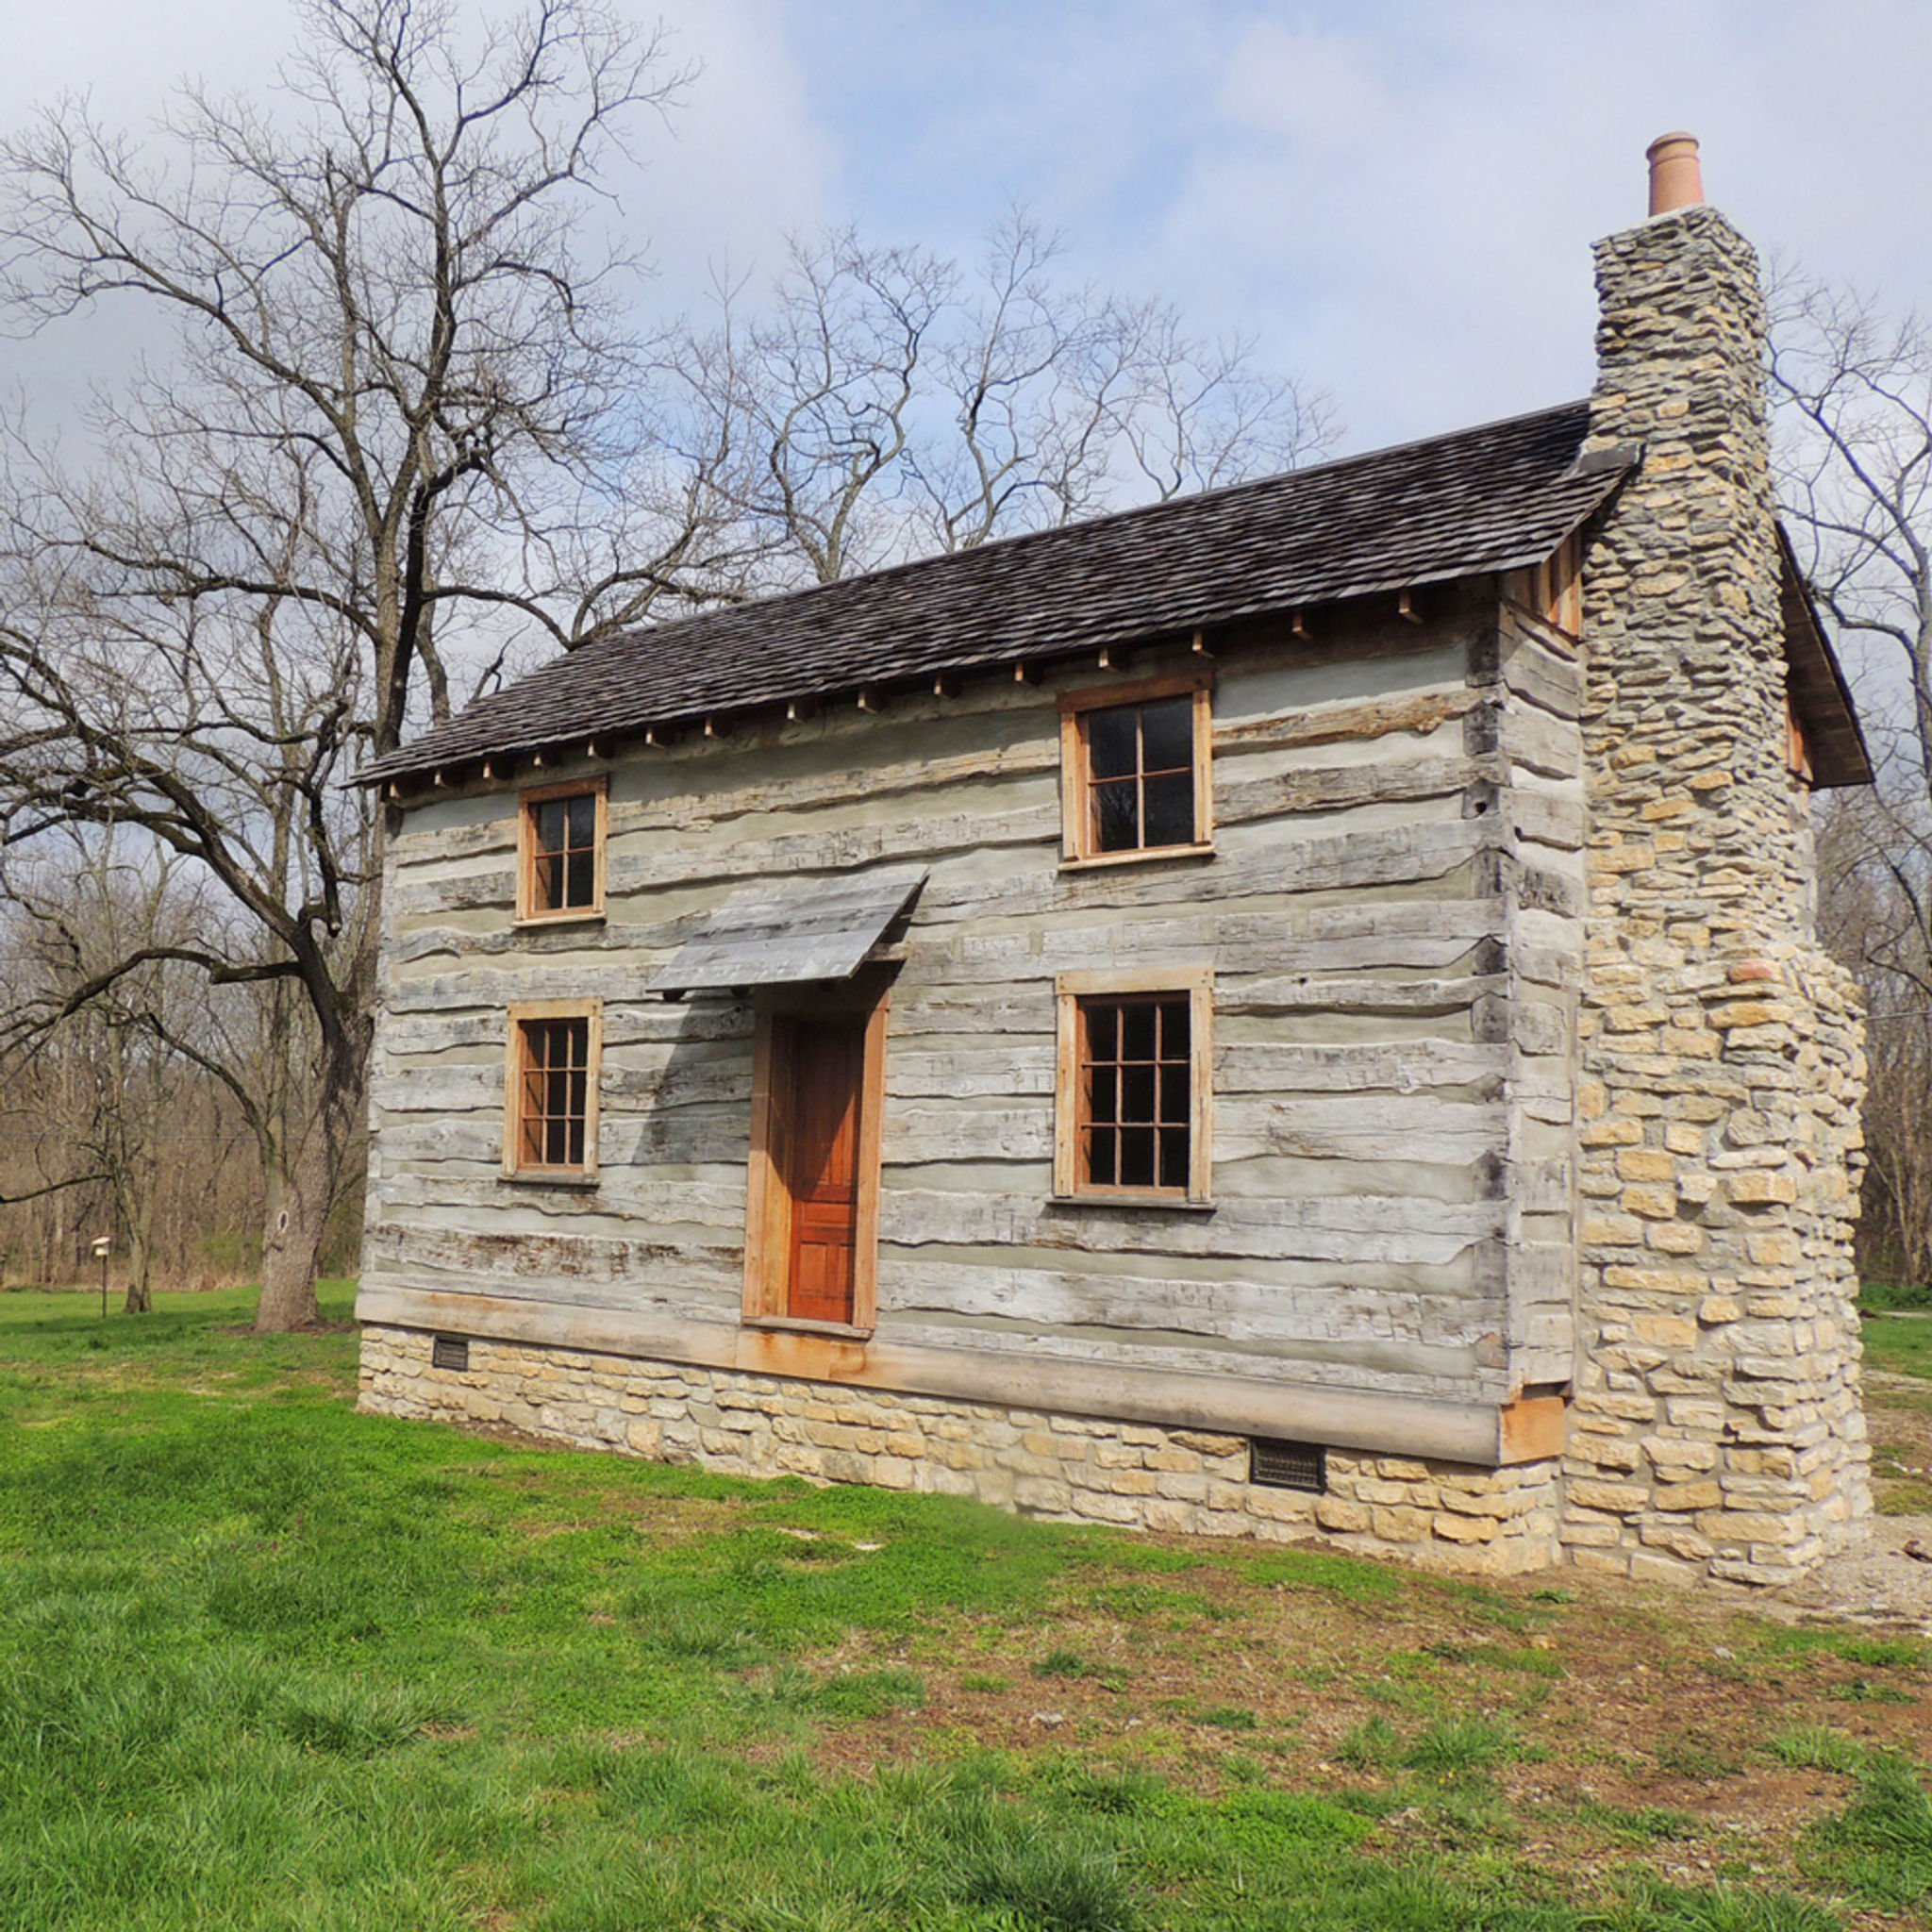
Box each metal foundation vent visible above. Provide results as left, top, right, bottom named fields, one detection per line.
left=1250, top=1437, right=1326, bottom=1492
left=430, top=1334, right=471, bottom=1372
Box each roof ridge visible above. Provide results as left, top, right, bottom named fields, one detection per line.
left=589, top=397, right=1597, bottom=654
left=364, top=397, right=1621, bottom=786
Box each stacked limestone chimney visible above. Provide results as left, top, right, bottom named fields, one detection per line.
left=1563, top=137, right=1870, bottom=1584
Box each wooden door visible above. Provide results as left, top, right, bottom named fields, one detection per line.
left=780, top=1015, right=868, bottom=1324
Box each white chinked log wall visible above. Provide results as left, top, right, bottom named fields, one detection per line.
left=358, top=581, right=1586, bottom=1576
left=358, top=192, right=1875, bottom=1585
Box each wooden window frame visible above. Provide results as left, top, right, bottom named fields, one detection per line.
left=1058, top=672, right=1214, bottom=868
left=515, top=775, right=608, bottom=926
left=502, top=999, right=604, bottom=1184
left=1054, top=965, right=1213, bottom=1206
left=741, top=975, right=891, bottom=1339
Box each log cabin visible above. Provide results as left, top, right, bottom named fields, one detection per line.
left=355, top=136, right=1874, bottom=1584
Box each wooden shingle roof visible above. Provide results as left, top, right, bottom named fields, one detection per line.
left=368, top=400, right=1637, bottom=786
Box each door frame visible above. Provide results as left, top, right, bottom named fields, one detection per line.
left=741, top=973, right=891, bottom=1338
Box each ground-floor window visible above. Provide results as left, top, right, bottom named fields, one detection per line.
left=503, top=1001, right=602, bottom=1179
left=1055, top=967, right=1213, bottom=1203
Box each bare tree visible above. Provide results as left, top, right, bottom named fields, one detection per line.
left=1, top=863, right=267, bottom=1296
left=0, top=834, right=224, bottom=1309
left=0, top=5, right=1337, bottom=1331
left=673, top=210, right=1338, bottom=587
left=1773, top=273, right=1932, bottom=1286
left=0, top=0, right=710, bottom=1328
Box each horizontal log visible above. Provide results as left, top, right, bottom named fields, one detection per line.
left=1506, top=791, right=1586, bottom=853
left=363, top=1220, right=739, bottom=1294
left=1212, top=684, right=1481, bottom=758
left=1220, top=971, right=1504, bottom=1018
left=883, top=1038, right=1513, bottom=1103
left=390, top=827, right=1507, bottom=984
left=879, top=1259, right=1492, bottom=1346
left=1216, top=755, right=1487, bottom=829
left=1212, top=1095, right=1503, bottom=1165
left=602, top=800, right=1058, bottom=903
left=877, top=1188, right=1503, bottom=1264
left=1497, top=705, right=1580, bottom=779
left=382, top=1109, right=751, bottom=1169
left=1214, top=1039, right=1507, bottom=1096
left=1491, top=636, right=1579, bottom=722
left=886, top=918, right=1506, bottom=986
left=878, top=1310, right=1485, bottom=1391
left=356, top=1284, right=1536, bottom=1460
left=373, top=1170, right=748, bottom=1229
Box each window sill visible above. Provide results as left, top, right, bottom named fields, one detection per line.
left=1048, top=1191, right=1216, bottom=1213
left=1059, top=842, right=1214, bottom=873
left=512, top=909, right=608, bottom=931
left=742, top=1314, right=875, bottom=1341
left=499, top=1169, right=601, bottom=1190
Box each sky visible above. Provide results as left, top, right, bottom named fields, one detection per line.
left=4, top=0, right=1929, bottom=459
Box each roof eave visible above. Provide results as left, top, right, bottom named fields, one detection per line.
left=1776, top=525, right=1874, bottom=791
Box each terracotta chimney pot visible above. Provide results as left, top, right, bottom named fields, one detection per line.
left=1646, top=132, right=1704, bottom=216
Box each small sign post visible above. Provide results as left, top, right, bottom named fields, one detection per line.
left=91, top=1236, right=110, bottom=1318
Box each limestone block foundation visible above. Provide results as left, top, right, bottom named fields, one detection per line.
left=358, top=1323, right=1563, bottom=1576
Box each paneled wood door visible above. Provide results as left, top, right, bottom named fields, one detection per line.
left=777, top=1015, right=868, bottom=1324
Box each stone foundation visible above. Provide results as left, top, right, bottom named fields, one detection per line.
left=358, top=1323, right=1564, bottom=1576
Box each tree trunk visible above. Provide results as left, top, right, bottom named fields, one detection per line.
left=254, top=1023, right=369, bottom=1333
left=123, top=1189, right=155, bottom=1314
left=255, top=1139, right=332, bottom=1330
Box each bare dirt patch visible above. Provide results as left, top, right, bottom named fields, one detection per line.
left=781, top=1534, right=1927, bottom=1902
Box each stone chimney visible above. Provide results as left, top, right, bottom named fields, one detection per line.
left=1562, top=140, right=1870, bottom=1585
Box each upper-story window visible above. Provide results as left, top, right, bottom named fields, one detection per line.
left=517, top=777, right=607, bottom=923
left=1058, top=674, right=1213, bottom=865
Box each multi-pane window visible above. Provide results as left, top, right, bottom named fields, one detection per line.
left=1058, top=675, right=1212, bottom=863
left=1055, top=969, right=1212, bottom=1203
left=1078, top=994, right=1191, bottom=1191
left=518, top=779, right=606, bottom=922
left=504, top=1003, right=601, bottom=1178
left=1086, top=699, right=1196, bottom=854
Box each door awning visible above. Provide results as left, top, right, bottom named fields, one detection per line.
left=648, top=863, right=927, bottom=996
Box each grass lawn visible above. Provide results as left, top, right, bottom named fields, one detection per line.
left=1, top=1288, right=1928, bottom=1930
left=1864, top=1307, right=1932, bottom=1517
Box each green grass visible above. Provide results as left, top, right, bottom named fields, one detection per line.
left=0, top=1284, right=1922, bottom=1930
left=1863, top=1307, right=1932, bottom=1379
left=1799, top=1746, right=1932, bottom=1909
left=1857, top=1280, right=1932, bottom=1315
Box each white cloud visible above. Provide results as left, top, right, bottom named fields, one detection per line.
left=2, top=0, right=1925, bottom=462
left=608, top=0, right=832, bottom=308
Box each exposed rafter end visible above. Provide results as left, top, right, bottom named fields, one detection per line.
left=1397, top=590, right=1424, bottom=625
left=385, top=781, right=402, bottom=801
left=704, top=715, right=732, bottom=739
left=857, top=686, right=888, bottom=713
left=1097, top=644, right=1128, bottom=672
left=1291, top=609, right=1310, bottom=639
left=785, top=697, right=820, bottom=724
left=530, top=749, right=548, bottom=769
left=432, top=768, right=449, bottom=789
left=644, top=724, right=680, bottom=749
left=586, top=740, right=606, bottom=761
left=933, top=672, right=961, bottom=700
left=1191, top=629, right=1213, bottom=658
left=1013, top=661, right=1041, bottom=686
left=481, top=758, right=500, bottom=782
